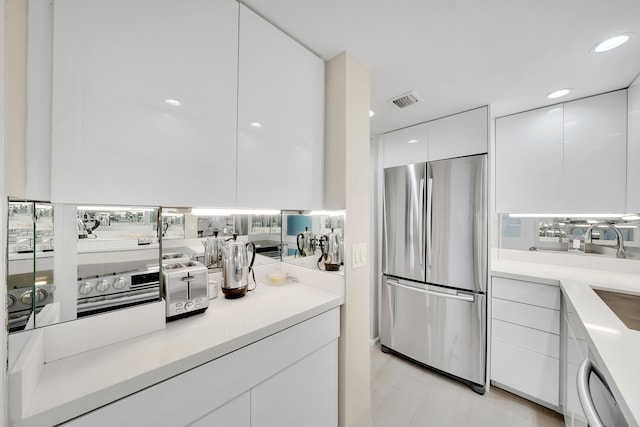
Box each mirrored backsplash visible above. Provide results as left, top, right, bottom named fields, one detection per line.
left=499, top=214, right=640, bottom=260
left=6, top=199, right=345, bottom=334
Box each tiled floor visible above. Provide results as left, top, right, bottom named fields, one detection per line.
left=371, top=345, right=565, bottom=427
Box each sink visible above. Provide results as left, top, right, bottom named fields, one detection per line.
left=593, top=289, right=640, bottom=331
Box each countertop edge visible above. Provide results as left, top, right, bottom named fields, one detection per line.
left=13, top=286, right=344, bottom=427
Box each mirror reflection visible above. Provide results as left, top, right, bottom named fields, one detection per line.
left=281, top=211, right=345, bottom=273
left=499, top=214, right=640, bottom=259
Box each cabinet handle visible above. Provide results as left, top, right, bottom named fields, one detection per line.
left=576, top=358, right=606, bottom=427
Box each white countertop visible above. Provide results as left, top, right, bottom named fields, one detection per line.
left=491, top=258, right=640, bottom=427
left=14, top=281, right=344, bottom=427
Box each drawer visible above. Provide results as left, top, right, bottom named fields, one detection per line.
left=491, top=339, right=559, bottom=407
left=492, top=319, right=559, bottom=358
left=492, top=298, right=560, bottom=334
left=492, top=277, right=560, bottom=310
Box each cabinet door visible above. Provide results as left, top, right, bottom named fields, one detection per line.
left=51, top=0, right=238, bottom=207
left=627, top=85, right=640, bottom=212
left=495, top=106, right=564, bottom=213
left=563, top=90, right=627, bottom=213
left=382, top=123, right=429, bottom=168
left=189, top=392, right=250, bottom=427
left=237, top=5, right=324, bottom=210
left=428, top=106, right=488, bottom=161
left=251, top=340, right=338, bottom=427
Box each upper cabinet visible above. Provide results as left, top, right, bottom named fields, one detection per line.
left=382, top=123, right=428, bottom=168
left=382, top=106, right=488, bottom=168
left=495, top=106, right=564, bottom=213
left=495, top=90, right=628, bottom=214
left=236, top=5, right=325, bottom=210
left=51, top=0, right=239, bottom=207
left=428, top=107, right=488, bottom=161
left=627, top=84, right=640, bottom=213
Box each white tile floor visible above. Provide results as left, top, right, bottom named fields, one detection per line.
left=371, top=345, right=565, bottom=427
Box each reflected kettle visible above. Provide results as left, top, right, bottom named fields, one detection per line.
left=77, top=216, right=100, bottom=239
left=221, top=236, right=256, bottom=299
left=296, top=227, right=315, bottom=257
left=202, top=230, right=225, bottom=268
left=318, top=228, right=343, bottom=271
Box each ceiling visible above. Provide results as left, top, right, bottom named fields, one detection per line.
left=240, top=0, right=640, bottom=135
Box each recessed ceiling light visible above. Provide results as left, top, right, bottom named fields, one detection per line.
left=408, top=139, right=418, bottom=144
left=594, top=35, right=630, bottom=53
left=250, top=122, right=262, bottom=128
left=164, top=99, right=181, bottom=106
left=369, top=110, right=375, bottom=117
left=547, top=89, right=572, bottom=99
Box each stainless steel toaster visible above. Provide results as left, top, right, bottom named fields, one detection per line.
left=163, top=260, right=209, bottom=320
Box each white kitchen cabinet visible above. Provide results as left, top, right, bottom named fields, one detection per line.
left=563, top=90, right=627, bottom=213
left=251, top=340, right=338, bottom=427
left=627, top=84, right=640, bottom=213
left=382, top=107, right=488, bottom=168
left=495, top=90, right=628, bottom=214
left=189, top=392, right=250, bottom=427
left=491, top=276, right=561, bottom=409
left=428, top=106, right=488, bottom=161
left=383, top=123, right=429, bottom=168
left=62, top=308, right=339, bottom=427
left=495, top=106, right=564, bottom=213
left=237, top=5, right=325, bottom=210
left=51, top=0, right=239, bottom=207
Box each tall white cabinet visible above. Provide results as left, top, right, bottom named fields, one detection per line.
left=495, top=90, right=628, bottom=213
left=51, top=0, right=239, bottom=207
left=237, top=5, right=325, bottom=210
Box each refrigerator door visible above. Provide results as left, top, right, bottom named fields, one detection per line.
left=426, top=154, right=487, bottom=293
left=382, top=163, right=427, bottom=282
left=380, top=276, right=486, bottom=387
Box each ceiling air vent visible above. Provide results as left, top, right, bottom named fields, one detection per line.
left=388, top=91, right=423, bottom=109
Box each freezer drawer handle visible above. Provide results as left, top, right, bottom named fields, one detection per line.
left=387, top=279, right=475, bottom=302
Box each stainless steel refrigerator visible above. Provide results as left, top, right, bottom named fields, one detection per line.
left=381, top=154, right=487, bottom=394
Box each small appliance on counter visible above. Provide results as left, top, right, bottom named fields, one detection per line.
left=202, top=230, right=225, bottom=268
left=317, top=228, right=343, bottom=271
left=163, top=260, right=209, bottom=320
left=221, top=237, right=256, bottom=299
left=296, top=227, right=315, bottom=257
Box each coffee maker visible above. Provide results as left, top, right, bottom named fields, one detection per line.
left=221, top=237, right=256, bottom=299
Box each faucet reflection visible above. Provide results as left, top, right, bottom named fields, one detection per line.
left=583, top=223, right=626, bottom=259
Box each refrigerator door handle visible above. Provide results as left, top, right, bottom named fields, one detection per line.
left=419, top=178, right=425, bottom=265
left=387, top=279, right=475, bottom=303
left=426, top=177, right=433, bottom=268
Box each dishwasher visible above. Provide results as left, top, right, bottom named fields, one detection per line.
left=562, top=294, right=628, bottom=427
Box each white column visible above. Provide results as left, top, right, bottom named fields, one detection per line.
left=325, top=52, right=371, bottom=427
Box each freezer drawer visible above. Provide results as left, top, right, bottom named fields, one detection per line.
left=380, top=276, right=486, bottom=388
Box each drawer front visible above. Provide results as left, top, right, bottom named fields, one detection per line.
left=492, top=298, right=560, bottom=334
left=491, top=339, right=559, bottom=407
left=492, top=319, right=559, bottom=358
left=492, top=276, right=560, bottom=310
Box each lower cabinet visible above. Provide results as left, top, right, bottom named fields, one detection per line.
left=491, top=276, right=561, bottom=409
left=62, top=308, right=339, bottom=427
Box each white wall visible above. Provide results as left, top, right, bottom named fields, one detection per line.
left=325, top=52, right=371, bottom=427
left=1, top=0, right=9, bottom=423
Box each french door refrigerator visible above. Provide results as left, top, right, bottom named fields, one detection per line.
left=381, top=154, right=487, bottom=394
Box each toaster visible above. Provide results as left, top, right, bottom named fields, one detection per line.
left=163, top=260, right=209, bottom=320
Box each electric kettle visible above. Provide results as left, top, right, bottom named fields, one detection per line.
left=221, top=237, right=256, bottom=299
left=77, top=216, right=100, bottom=239
left=296, top=227, right=315, bottom=257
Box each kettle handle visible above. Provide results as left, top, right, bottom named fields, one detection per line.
left=319, top=235, right=328, bottom=255
left=246, top=241, right=257, bottom=291
left=296, top=233, right=305, bottom=256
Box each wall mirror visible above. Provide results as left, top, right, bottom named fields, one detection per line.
left=281, top=211, right=345, bottom=273
left=499, top=214, right=640, bottom=259
left=7, top=200, right=162, bottom=334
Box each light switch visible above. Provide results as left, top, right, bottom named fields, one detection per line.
left=352, top=243, right=367, bottom=269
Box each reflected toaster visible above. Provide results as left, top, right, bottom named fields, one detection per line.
left=163, top=260, right=209, bottom=320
